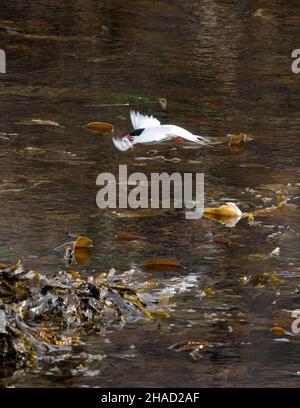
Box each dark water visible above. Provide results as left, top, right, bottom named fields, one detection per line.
left=0, top=0, right=300, bottom=387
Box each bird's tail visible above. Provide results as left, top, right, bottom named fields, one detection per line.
left=112, top=136, right=134, bottom=151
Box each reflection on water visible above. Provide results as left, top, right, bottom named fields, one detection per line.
left=0, top=0, right=300, bottom=387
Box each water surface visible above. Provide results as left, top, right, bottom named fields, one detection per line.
left=0, top=0, right=300, bottom=387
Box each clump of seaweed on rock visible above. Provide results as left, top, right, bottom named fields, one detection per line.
left=0, top=261, right=150, bottom=364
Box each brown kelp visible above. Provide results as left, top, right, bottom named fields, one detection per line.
left=0, top=261, right=151, bottom=364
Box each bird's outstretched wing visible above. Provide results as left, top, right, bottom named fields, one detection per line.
left=130, top=110, right=160, bottom=129
left=112, top=136, right=134, bottom=151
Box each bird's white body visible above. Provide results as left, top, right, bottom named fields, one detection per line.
left=112, top=110, right=209, bottom=151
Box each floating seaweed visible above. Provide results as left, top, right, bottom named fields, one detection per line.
left=203, top=202, right=243, bottom=227
left=158, top=97, right=167, bottom=110
left=240, top=271, right=284, bottom=288
left=144, top=258, right=182, bottom=272
left=115, top=231, right=143, bottom=241
left=83, top=121, right=114, bottom=134
left=227, top=133, right=247, bottom=153
left=54, top=236, right=93, bottom=266
left=169, top=340, right=209, bottom=361
left=0, top=260, right=154, bottom=364
left=15, top=118, right=63, bottom=127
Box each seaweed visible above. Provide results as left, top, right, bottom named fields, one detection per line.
left=0, top=261, right=149, bottom=364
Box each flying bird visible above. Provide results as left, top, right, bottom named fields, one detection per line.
left=112, top=110, right=209, bottom=151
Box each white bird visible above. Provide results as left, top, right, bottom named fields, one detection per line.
left=112, top=110, right=209, bottom=151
